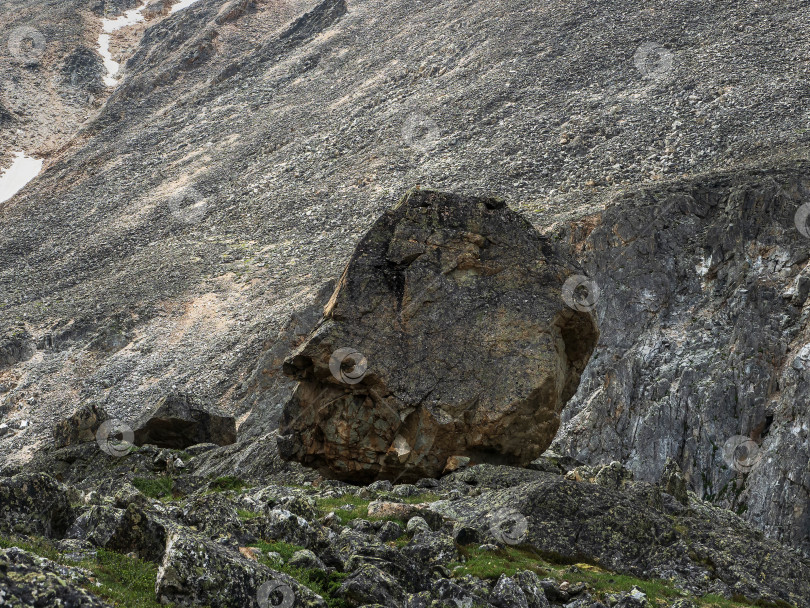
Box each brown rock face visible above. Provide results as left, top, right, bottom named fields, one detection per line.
left=278, top=189, right=598, bottom=482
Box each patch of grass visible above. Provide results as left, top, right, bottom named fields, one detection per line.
left=253, top=539, right=307, bottom=561
left=0, top=535, right=186, bottom=607
left=251, top=540, right=349, bottom=608
left=282, top=568, right=350, bottom=608
left=79, top=548, right=174, bottom=608
left=236, top=508, right=262, bottom=521
left=0, top=535, right=62, bottom=561
left=208, top=475, right=249, bottom=492
left=450, top=545, right=763, bottom=608
left=449, top=544, right=547, bottom=579
left=314, top=495, right=369, bottom=523
left=399, top=492, right=440, bottom=504
left=132, top=476, right=173, bottom=499
left=313, top=494, right=433, bottom=526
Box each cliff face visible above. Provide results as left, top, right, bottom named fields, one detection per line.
left=553, top=162, right=810, bottom=556
left=1, top=0, right=809, bottom=560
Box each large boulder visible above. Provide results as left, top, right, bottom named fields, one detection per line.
left=278, top=189, right=598, bottom=481
left=0, top=473, right=74, bottom=538
left=133, top=392, right=236, bottom=449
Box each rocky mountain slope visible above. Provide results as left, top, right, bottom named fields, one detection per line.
left=1, top=0, right=810, bottom=600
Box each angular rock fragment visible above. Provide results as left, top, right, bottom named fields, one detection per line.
left=53, top=402, right=109, bottom=448
left=279, top=189, right=598, bottom=481
left=0, top=547, right=113, bottom=607
left=0, top=472, right=74, bottom=538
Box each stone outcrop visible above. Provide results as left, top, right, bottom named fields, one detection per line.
left=279, top=189, right=598, bottom=481
left=430, top=464, right=810, bottom=607
left=52, top=402, right=109, bottom=449
left=551, top=163, right=810, bottom=556
left=133, top=393, right=236, bottom=449
left=0, top=473, right=74, bottom=538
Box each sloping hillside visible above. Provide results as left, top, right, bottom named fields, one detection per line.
left=1, top=0, right=809, bottom=560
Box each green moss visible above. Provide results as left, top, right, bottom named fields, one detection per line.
left=208, top=476, right=249, bottom=492
left=132, top=476, right=173, bottom=499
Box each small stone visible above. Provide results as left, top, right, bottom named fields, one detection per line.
left=443, top=455, right=471, bottom=474
left=406, top=516, right=431, bottom=535
left=288, top=549, right=327, bottom=570
left=368, top=480, right=393, bottom=492
left=377, top=520, right=404, bottom=542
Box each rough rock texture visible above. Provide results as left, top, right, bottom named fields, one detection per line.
left=52, top=402, right=109, bottom=448
left=133, top=392, right=236, bottom=448
left=0, top=473, right=74, bottom=538
left=156, top=529, right=328, bottom=608
left=430, top=465, right=810, bottom=608
left=3, top=0, right=809, bottom=488
left=1, top=454, right=808, bottom=608
left=551, top=162, right=810, bottom=556
left=279, top=189, right=598, bottom=482
left=0, top=547, right=113, bottom=608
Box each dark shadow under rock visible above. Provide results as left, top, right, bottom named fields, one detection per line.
left=133, top=392, right=236, bottom=449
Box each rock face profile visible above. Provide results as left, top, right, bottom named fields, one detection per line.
left=278, top=189, right=599, bottom=482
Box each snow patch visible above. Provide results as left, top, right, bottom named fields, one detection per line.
left=0, top=152, right=43, bottom=204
